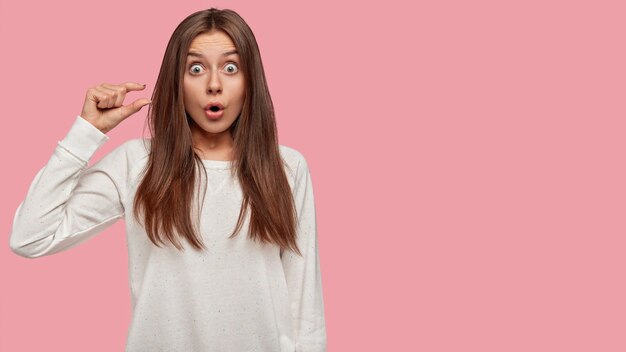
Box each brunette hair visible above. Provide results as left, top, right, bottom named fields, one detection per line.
left=132, top=8, right=301, bottom=256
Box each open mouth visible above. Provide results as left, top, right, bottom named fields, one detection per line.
left=205, top=105, right=224, bottom=120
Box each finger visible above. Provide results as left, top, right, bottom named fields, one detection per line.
left=94, top=87, right=117, bottom=109
left=90, top=87, right=113, bottom=109
left=104, top=82, right=144, bottom=109
left=120, top=82, right=147, bottom=93
left=118, top=98, right=151, bottom=121
left=100, top=86, right=119, bottom=108
left=101, top=83, right=125, bottom=107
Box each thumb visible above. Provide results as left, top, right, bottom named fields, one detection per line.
left=119, top=98, right=151, bottom=120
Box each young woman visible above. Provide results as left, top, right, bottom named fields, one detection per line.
left=9, top=8, right=327, bottom=352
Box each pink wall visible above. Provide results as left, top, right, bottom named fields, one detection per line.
left=2, top=0, right=626, bottom=351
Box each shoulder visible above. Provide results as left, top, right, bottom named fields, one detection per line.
left=100, top=138, right=149, bottom=162
left=92, top=137, right=150, bottom=177
left=279, top=144, right=311, bottom=182
left=118, top=138, right=151, bottom=160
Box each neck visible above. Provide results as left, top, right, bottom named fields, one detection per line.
left=191, top=130, right=234, bottom=161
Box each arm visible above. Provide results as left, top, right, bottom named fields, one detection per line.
left=281, top=154, right=328, bottom=352
left=9, top=115, right=125, bottom=258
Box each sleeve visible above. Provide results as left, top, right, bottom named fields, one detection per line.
left=8, top=115, right=126, bottom=258
left=281, top=153, right=328, bottom=352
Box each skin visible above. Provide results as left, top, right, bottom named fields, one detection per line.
left=80, top=82, right=150, bottom=134
left=183, top=29, right=246, bottom=161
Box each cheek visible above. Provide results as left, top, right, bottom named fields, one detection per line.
left=224, top=74, right=243, bottom=86
left=182, top=78, right=200, bottom=105
left=229, top=78, right=246, bottom=100
left=183, top=76, right=193, bottom=92
left=183, top=82, right=194, bottom=109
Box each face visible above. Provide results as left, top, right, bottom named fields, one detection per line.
left=183, top=30, right=245, bottom=144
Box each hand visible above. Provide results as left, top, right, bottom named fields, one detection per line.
left=80, top=82, right=151, bottom=134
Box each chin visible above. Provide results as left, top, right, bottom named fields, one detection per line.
left=196, top=124, right=231, bottom=134
left=197, top=120, right=236, bottom=133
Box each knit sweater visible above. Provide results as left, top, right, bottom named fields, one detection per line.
left=9, top=115, right=327, bottom=352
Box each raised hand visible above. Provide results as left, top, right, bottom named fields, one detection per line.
left=80, top=82, right=151, bottom=134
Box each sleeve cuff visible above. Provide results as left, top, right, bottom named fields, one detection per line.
left=58, top=115, right=109, bottom=163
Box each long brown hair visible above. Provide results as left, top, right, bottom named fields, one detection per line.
left=132, top=8, right=301, bottom=256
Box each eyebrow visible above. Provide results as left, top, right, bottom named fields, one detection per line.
left=186, top=50, right=239, bottom=59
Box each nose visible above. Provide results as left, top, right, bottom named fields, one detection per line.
left=206, top=69, right=222, bottom=94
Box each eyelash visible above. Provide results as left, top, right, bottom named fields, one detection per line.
left=188, top=62, right=239, bottom=75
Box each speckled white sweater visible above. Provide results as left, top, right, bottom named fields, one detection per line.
left=9, top=115, right=327, bottom=352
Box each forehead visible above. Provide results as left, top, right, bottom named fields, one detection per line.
left=188, top=30, right=237, bottom=54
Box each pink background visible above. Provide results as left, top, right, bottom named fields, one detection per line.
left=1, top=0, right=625, bottom=351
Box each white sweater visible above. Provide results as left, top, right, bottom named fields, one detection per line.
left=9, top=115, right=327, bottom=352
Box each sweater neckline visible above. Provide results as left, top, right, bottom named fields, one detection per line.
left=201, top=159, right=233, bottom=170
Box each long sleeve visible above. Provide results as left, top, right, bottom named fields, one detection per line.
left=281, top=154, right=327, bottom=352
left=9, top=115, right=126, bottom=258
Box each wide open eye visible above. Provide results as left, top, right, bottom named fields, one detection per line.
left=224, top=63, right=239, bottom=74
left=189, top=64, right=203, bottom=74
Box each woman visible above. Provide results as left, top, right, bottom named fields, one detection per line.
left=9, top=8, right=327, bottom=352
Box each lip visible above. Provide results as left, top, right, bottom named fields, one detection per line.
left=205, top=108, right=224, bottom=120
left=205, top=102, right=225, bottom=110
